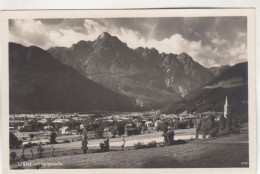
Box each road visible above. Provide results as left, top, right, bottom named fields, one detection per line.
left=13, top=128, right=209, bottom=155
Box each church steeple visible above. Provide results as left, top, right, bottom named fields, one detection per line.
left=224, top=96, right=228, bottom=118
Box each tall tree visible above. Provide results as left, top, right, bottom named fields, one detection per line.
left=81, top=128, right=88, bottom=154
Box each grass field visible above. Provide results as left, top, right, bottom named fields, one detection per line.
left=10, top=124, right=248, bottom=169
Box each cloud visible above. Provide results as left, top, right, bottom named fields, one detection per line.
left=10, top=19, right=91, bottom=49
left=9, top=18, right=247, bottom=67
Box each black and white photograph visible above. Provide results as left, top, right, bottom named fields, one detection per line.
left=0, top=9, right=256, bottom=173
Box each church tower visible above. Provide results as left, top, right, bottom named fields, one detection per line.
left=224, top=96, right=228, bottom=118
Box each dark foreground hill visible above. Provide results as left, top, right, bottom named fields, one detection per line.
left=9, top=43, right=138, bottom=114
left=163, top=62, right=248, bottom=115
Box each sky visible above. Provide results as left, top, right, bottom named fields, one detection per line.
left=9, top=17, right=247, bottom=67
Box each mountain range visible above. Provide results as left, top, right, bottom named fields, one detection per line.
left=9, top=32, right=248, bottom=114
left=163, top=62, right=248, bottom=115
left=48, top=32, right=214, bottom=108
left=9, top=43, right=138, bottom=114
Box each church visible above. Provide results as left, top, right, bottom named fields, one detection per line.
left=224, top=96, right=229, bottom=118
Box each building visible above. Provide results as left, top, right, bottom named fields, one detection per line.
left=44, top=126, right=53, bottom=130
left=224, top=96, right=229, bottom=118
left=80, top=124, right=85, bottom=130
left=59, top=126, right=70, bottom=134
left=145, top=121, right=153, bottom=128
left=154, top=120, right=163, bottom=127
left=18, top=123, right=33, bottom=131
left=214, top=114, right=222, bottom=122
left=125, top=124, right=133, bottom=129
left=172, top=118, right=180, bottom=122
left=53, top=119, right=69, bottom=124
left=38, top=119, right=47, bottom=124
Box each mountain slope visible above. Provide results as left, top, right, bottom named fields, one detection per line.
left=207, top=65, right=230, bottom=77
left=48, top=32, right=214, bottom=108
left=158, top=52, right=214, bottom=97
left=163, top=62, right=248, bottom=115
left=9, top=42, right=138, bottom=113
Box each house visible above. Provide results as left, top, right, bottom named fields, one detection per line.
left=80, top=124, right=85, bottom=129
left=44, top=126, right=53, bottom=130
left=214, top=114, right=222, bottom=122
left=173, top=118, right=180, bottom=122
left=136, top=122, right=143, bottom=127
left=73, top=117, right=83, bottom=121
left=125, top=124, right=133, bottom=129
left=122, top=118, right=131, bottom=121
left=38, top=119, right=47, bottom=124
left=145, top=121, right=153, bottom=128
left=154, top=120, right=163, bottom=127
left=107, top=119, right=114, bottom=123
left=59, top=126, right=70, bottom=134
left=18, top=123, right=32, bottom=131
left=53, top=119, right=69, bottom=124
left=180, top=116, right=187, bottom=121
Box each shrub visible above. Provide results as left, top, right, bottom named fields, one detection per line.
left=218, top=128, right=230, bottom=136
left=232, top=127, right=240, bottom=134
left=10, top=152, right=17, bottom=162
left=50, top=132, right=57, bottom=144
left=117, top=123, right=125, bottom=136
left=10, top=132, right=22, bottom=149
left=209, top=128, right=218, bottom=138
left=179, top=122, right=187, bottom=129
left=156, top=124, right=165, bottom=132
left=200, top=116, right=215, bottom=138
left=29, top=134, right=35, bottom=140
left=147, top=141, right=157, bottom=148
left=126, top=128, right=133, bottom=136
left=36, top=142, right=44, bottom=158
left=134, top=142, right=146, bottom=149
left=32, top=143, right=38, bottom=146
left=162, top=129, right=175, bottom=146
left=135, top=126, right=142, bottom=135
left=173, top=122, right=180, bottom=130
left=63, top=140, right=70, bottom=143
left=219, top=116, right=226, bottom=130
left=134, top=141, right=157, bottom=149
left=95, top=127, right=104, bottom=139
left=110, top=126, right=117, bottom=138
left=24, top=142, right=32, bottom=148
left=142, top=125, right=147, bottom=133
left=187, top=119, right=195, bottom=128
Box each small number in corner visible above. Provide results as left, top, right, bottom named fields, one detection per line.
left=241, top=162, right=248, bottom=165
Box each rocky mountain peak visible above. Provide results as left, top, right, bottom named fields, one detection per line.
left=177, top=52, right=193, bottom=61
left=98, top=32, right=112, bottom=40
left=134, top=47, right=160, bottom=62
left=47, top=33, right=215, bottom=108
left=71, top=40, right=92, bottom=50
left=94, top=32, right=127, bottom=50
